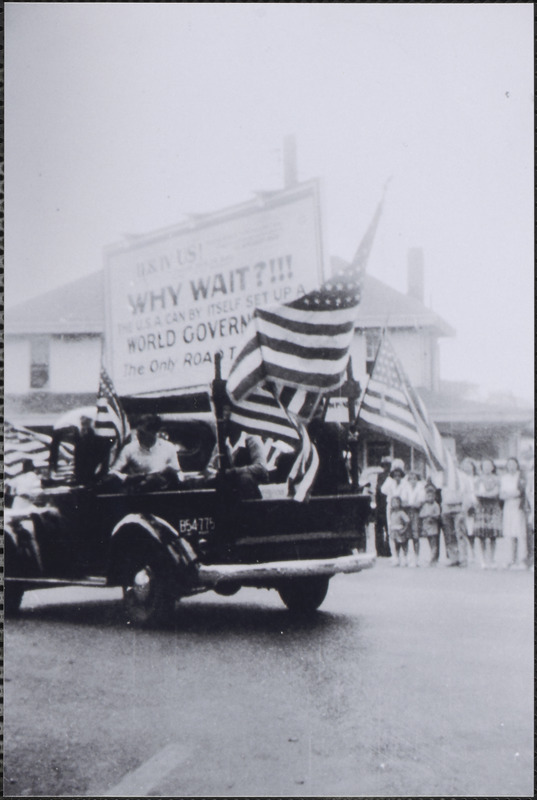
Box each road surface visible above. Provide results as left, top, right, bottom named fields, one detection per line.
left=3, top=557, right=533, bottom=797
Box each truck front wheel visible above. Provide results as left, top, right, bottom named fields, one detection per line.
left=122, top=552, right=175, bottom=628
left=278, top=576, right=330, bottom=614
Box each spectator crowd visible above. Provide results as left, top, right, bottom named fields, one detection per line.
left=370, top=455, right=534, bottom=570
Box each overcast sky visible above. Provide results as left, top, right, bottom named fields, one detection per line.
left=5, top=3, right=534, bottom=401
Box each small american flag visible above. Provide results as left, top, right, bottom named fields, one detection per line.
left=94, top=368, right=130, bottom=453
left=227, top=197, right=384, bottom=500
left=4, top=422, right=53, bottom=477
left=358, top=336, right=460, bottom=490
left=4, top=422, right=75, bottom=478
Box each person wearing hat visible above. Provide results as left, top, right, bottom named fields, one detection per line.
left=110, top=414, right=183, bottom=491
left=374, top=457, right=393, bottom=557
left=381, top=459, right=407, bottom=560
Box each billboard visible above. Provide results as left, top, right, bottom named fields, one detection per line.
left=104, top=180, right=325, bottom=396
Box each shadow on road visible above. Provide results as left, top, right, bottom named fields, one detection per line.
left=10, top=594, right=353, bottom=639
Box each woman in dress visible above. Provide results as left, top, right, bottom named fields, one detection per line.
left=500, top=457, right=527, bottom=568
left=473, top=458, right=502, bottom=569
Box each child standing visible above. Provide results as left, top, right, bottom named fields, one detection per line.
left=419, top=484, right=442, bottom=565
left=400, top=471, right=425, bottom=567
left=389, top=496, right=411, bottom=567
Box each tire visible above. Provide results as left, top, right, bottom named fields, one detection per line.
left=4, top=584, right=24, bottom=616
left=122, top=550, right=176, bottom=628
left=278, top=576, right=330, bottom=614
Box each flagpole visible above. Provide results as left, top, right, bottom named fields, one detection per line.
left=345, top=358, right=361, bottom=488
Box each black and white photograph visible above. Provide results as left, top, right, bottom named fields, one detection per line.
left=3, top=3, right=534, bottom=798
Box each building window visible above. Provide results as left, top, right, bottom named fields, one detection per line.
left=365, top=329, right=381, bottom=376
left=30, top=337, right=50, bottom=389
left=366, top=440, right=391, bottom=467
left=365, top=439, right=413, bottom=471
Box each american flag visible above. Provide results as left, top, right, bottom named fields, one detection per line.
left=4, top=422, right=74, bottom=478
left=4, top=422, right=53, bottom=477
left=358, top=336, right=460, bottom=490
left=94, top=368, right=130, bottom=454
left=227, top=198, right=384, bottom=500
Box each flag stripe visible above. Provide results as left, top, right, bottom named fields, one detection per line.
left=360, top=400, right=427, bottom=441
left=230, top=411, right=300, bottom=445
left=257, top=315, right=356, bottom=349
left=256, top=331, right=350, bottom=362
left=260, top=361, right=349, bottom=389
left=257, top=306, right=357, bottom=332
left=359, top=406, right=429, bottom=452
left=361, top=391, right=425, bottom=433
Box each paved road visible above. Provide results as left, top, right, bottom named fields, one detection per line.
left=3, top=559, right=533, bottom=797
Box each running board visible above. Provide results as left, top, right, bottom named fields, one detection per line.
left=6, top=576, right=108, bottom=588
left=197, top=552, right=376, bottom=586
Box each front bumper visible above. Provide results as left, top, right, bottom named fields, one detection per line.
left=197, top=551, right=375, bottom=587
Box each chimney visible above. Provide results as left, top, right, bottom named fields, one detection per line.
left=407, top=247, right=425, bottom=304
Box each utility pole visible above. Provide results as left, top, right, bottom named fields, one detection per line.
left=283, top=134, right=297, bottom=188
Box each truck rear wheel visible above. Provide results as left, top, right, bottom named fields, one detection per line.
left=278, top=576, right=330, bottom=614
left=4, top=584, right=24, bottom=616
left=122, top=552, right=175, bottom=628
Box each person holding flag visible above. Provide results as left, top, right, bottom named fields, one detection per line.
left=204, top=403, right=269, bottom=499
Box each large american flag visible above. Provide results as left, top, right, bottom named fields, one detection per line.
left=94, top=368, right=130, bottom=455
left=227, top=198, right=384, bottom=500
left=358, top=336, right=460, bottom=490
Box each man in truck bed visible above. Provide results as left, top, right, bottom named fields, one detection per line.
left=204, top=404, right=269, bottom=499
left=109, top=414, right=184, bottom=491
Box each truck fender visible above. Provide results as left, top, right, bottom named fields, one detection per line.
left=107, top=513, right=198, bottom=586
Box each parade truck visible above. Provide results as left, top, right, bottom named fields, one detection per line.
left=5, top=181, right=377, bottom=625
left=4, top=370, right=374, bottom=626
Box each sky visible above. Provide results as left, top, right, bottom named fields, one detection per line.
left=5, top=3, right=534, bottom=402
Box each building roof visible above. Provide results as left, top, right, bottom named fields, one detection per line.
left=6, top=271, right=105, bottom=335
left=5, top=261, right=454, bottom=337
left=331, top=256, right=454, bottom=336
left=418, top=386, right=534, bottom=431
